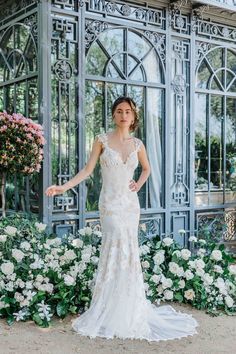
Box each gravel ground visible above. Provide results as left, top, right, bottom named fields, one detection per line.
left=0, top=303, right=235, bottom=354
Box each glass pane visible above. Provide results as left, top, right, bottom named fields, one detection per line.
left=207, top=47, right=223, bottom=71
left=14, top=24, right=29, bottom=52
left=28, top=79, right=38, bottom=120
left=107, top=83, right=124, bottom=128
left=5, top=85, right=15, bottom=113
left=195, top=94, right=208, bottom=206
left=128, top=30, right=151, bottom=58
left=146, top=88, right=163, bottom=208
left=227, top=77, right=236, bottom=93
left=211, top=76, right=222, bottom=91
left=15, top=82, right=26, bottom=114
left=85, top=81, right=105, bottom=212
left=210, top=95, right=223, bottom=204
left=227, top=49, right=236, bottom=74
left=86, top=41, right=108, bottom=76
left=142, top=49, right=162, bottom=83
left=127, top=85, right=145, bottom=207
left=107, top=53, right=125, bottom=79
left=128, top=56, right=144, bottom=81
left=98, top=28, right=124, bottom=57
left=25, top=38, right=37, bottom=72
left=0, top=87, right=3, bottom=110
left=225, top=98, right=236, bottom=202
left=196, top=60, right=211, bottom=89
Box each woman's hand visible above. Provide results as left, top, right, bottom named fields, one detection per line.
left=45, top=185, right=66, bottom=197
left=129, top=179, right=140, bottom=192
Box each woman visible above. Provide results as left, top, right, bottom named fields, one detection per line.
left=45, top=96, right=198, bottom=341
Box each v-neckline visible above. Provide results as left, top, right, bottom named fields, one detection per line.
left=105, top=132, right=136, bottom=165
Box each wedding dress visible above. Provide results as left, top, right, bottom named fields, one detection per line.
left=72, top=131, right=199, bottom=341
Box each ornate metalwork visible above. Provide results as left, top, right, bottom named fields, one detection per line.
left=0, top=0, right=38, bottom=22
left=196, top=212, right=226, bottom=242
left=171, top=162, right=189, bottom=205
left=144, top=31, right=165, bottom=63
left=223, top=211, right=236, bottom=241
left=171, top=75, right=187, bottom=95
left=85, top=19, right=109, bottom=49
left=88, top=0, right=164, bottom=28
left=169, top=0, right=190, bottom=34
left=53, top=60, right=73, bottom=81
left=196, top=19, right=236, bottom=42
left=195, top=41, right=212, bottom=68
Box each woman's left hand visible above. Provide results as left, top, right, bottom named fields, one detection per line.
left=129, top=179, right=140, bottom=192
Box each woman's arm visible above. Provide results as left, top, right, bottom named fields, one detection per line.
left=45, top=136, right=102, bottom=197
left=129, top=142, right=151, bottom=192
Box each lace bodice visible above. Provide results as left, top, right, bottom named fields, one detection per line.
left=97, top=132, right=143, bottom=168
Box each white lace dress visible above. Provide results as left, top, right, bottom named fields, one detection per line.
left=72, top=132, right=199, bottom=341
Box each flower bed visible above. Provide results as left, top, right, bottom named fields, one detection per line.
left=0, top=215, right=235, bottom=327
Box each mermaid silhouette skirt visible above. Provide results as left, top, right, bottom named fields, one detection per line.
left=72, top=132, right=199, bottom=341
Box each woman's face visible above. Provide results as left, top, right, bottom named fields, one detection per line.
left=113, top=101, right=134, bottom=130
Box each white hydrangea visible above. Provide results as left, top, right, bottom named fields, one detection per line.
left=4, top=226, right=17, bottom=236
left=0, top=234, right=7, bottom=242
left=184, top=289, right=195, bottom=300
left=72, top=238, right=84, bottom=249
left=139, top=244, right=150, bottom=256
left=141, top=261, right=150, bottom=269
left=169, top=262, right=180, bottom=275
left=203, top=273, right=214, bottom=286
left=150, top=274, right=161, bottom=284
left=198, top=239, right=206, bottom=245
left=161, top=278, right=173, bottom=289
left=211, top=250, right=222, bottom=261
left=153, top=250, right=165, bottom=265
left=163, top=289, right=173, bottom=300
left=12, top=249, right=25, bottom=262
left=184, top=270, right=194, bottom=280
left=1, top=262, right=14, bottom=276
left=162, top=237, right=173, bottom=247
left=195, top=259, right=206, bottom=269
left=178, top=279, right=185, bottom=289
left=229, top=264, right=236, bottom=276
left=64, top=274, right=76, bottom=286
left=180, top=249, right=191, bottom=260
left=157, top=284, right=164, bottom=294
left=64, top=250, right=77, bottom=261
left=189, top=236, right=197, bottom=242
left=35, top=222, right=47, bottom=232
left=213, top=265, right=223, bottom=274
left=20, top=241, right=31, bottom=251
left=197, top=248, right=206, bottom=257
left=225, top=295, right=234, bottom=308
left=93, top=230, right=102, bottom=238
left=195, top=268, right=205, bottom=277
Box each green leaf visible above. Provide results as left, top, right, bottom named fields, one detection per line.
left=56, top=302, right=67, bottom=317
left=69, top=305, right=77, bottom=314
left=7, top=315, right=15, bottom=326
left=174, top=293, right=183, bottom=302
left=33, top=313, right=43, bottom=326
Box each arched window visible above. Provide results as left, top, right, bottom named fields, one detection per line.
left=84, top=25, right=165, bottom=211
left=0, top=19, right=38, bottom=213
left=195, top=46, right=236, bottom=206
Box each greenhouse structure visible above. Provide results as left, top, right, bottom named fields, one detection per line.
left=0, top=0, right=236, bottom=250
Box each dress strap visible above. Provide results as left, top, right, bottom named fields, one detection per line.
left=134, top=137, right=143, bottom=152
left=97, top=132, right=108, bottom=147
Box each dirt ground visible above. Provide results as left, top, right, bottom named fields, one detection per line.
left=0, top=303, right=235, bottom=354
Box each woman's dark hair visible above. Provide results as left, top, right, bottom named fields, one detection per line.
left=111, top=96, right=139, bottom=132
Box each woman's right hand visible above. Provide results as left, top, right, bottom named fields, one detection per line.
left=45, top=185, right=66, bottom=197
